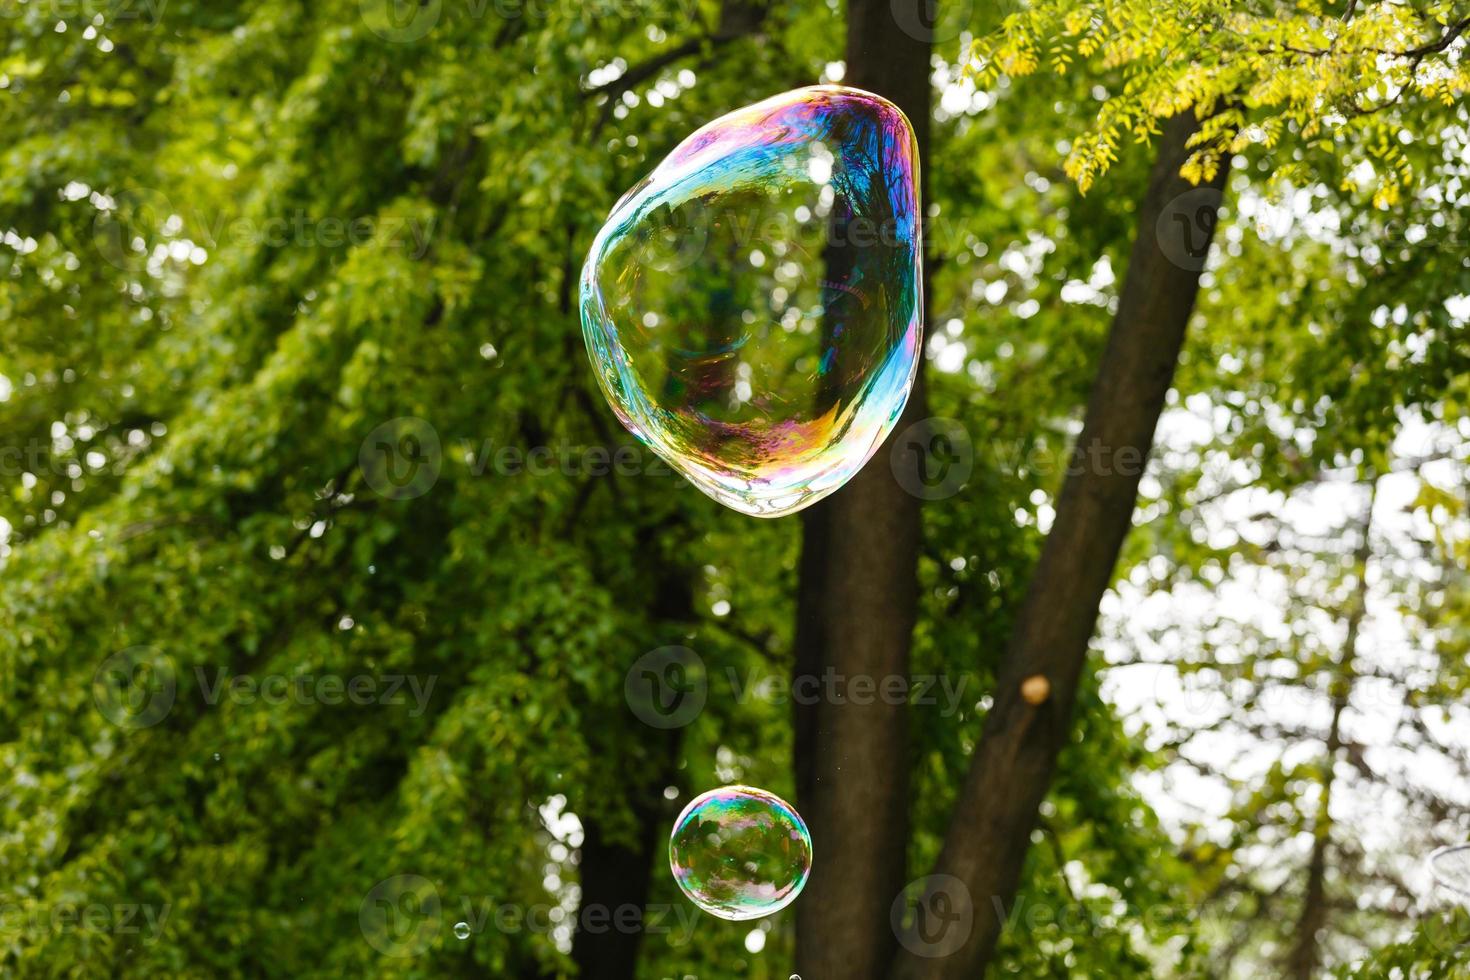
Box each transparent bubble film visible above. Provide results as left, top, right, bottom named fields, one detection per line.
left=669, top=785, right=813, bottom=920
left=580, top=85, right=923, bottom=517
left=1431, top=844, right=1470, bottom=897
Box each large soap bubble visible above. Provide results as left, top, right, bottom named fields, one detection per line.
left=669, top=785, right=813, bottom=920
left=581, top=85, right=923, bottom=517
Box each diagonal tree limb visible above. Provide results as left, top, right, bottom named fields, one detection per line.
left=889, top=109, right=1232, bottom=980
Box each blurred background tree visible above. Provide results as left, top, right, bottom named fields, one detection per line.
left=0, top=0, right=1466, bottom=978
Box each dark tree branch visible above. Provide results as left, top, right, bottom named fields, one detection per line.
left=1389, top=14, right=1470, bottom=56
left=584, top=0, right=770, bottom=101
left=588, top=36, right=706, bottom=100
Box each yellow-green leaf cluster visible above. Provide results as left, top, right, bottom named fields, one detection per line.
left=966, top=0, right=1470, bottom=196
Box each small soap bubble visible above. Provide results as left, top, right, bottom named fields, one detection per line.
left=453, top=921, right=471, bottom=940
left=581, top=86, right=923, bottom=518
left=669, top=785, right=812, bottom=920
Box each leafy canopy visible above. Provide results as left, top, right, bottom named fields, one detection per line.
left=967, top=0, right=1470, bottom=201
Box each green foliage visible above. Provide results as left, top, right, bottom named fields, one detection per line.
left=1335, top=908, right=1470, bottom=977
left=3, top=0, right=1464, bottom=977
left=967, top=0, right=1470, bottom=201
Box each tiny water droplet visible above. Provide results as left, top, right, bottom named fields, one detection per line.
left=453, top=921, right=471, bottom=940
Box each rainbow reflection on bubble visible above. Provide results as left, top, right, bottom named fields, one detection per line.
left=669, top=785, right=813, bottom=920
left=580, top=85, right=923, bottom=518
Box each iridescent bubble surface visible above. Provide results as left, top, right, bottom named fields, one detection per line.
left=1431, top=844, right=1470, bottom=898
left=580, top=85, right=923, bottom=517
left=669, top=785, right=813, bottom=920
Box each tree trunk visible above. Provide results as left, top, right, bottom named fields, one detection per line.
left=792, top=2, right=932, bottom=978
left=572, top=531, right=693, bottom=978
left=889, top=111, right=1231, bottom=980
left=1286, top=733, right=1335, bottom=980
left=572, top=685, right=687, bottom=980
left=1285, top=484, right=1375, bottom=979
left=572, top=817, right=659, bottom=979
